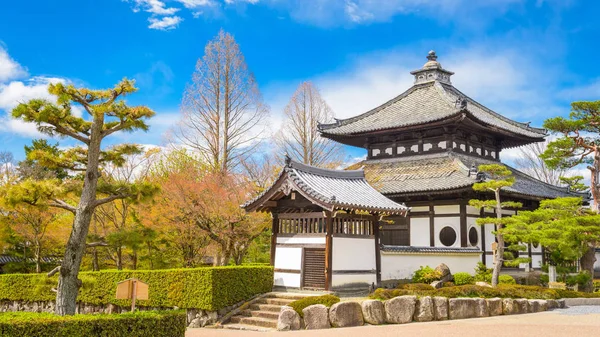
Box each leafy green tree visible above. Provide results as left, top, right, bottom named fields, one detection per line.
left=10, top=79, right=157, bottom=315
left=559, top=175, right=588, bottom=193
left=469, top=164, right=522, bottom=287
left=504, top=197, right=600, bottom=292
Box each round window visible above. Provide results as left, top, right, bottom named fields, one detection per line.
left=468, top=227, right=478, bottom=246
left=439, top=226, right=457, bottom=247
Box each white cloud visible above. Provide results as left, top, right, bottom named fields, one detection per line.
left=133, top=0, right=180, bottom=15
left=0, top=47, right=28, bottom=82
left=148, top=16, right=183, bottom=30
left=177, top=0, right=213, bottom=8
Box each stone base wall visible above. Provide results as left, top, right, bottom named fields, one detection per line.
left=277, top=297, right=567, bottom=331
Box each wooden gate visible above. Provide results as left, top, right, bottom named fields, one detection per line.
left=302, top=248, right=326, bottom=289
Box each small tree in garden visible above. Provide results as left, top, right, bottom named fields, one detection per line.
left=469, top=164, right=522, bottom=287
left=504, top=197, right=600, bottom=292
left=9, top=79, right=157, bottom=315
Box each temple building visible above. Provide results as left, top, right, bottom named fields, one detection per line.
left=244, top=51, right=587, bottom=291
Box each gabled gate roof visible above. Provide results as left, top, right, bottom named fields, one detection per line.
left=243, top=156, right=409, bottom=215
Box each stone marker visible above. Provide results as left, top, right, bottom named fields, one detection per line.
left=414, top=296, right=434, bottom=322
left=303, top=304, right=330, bottom=330
left=487, top=298, right=503, bottom=316
left=385, top=296, right=417, bottom=324
left=435, top=263, right=452, bottom=283
left=361, top=300, right=386, bottom=325
left=277, top=306, right=301, bottom=331
left=449, top=298, right=479, bottom=319
left=433, top=297, right=449, bottom=320
left=329, top=301, right=364, bottom=328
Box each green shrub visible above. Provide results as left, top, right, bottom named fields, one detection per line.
left=474, top=262, right=492, bottom=282
left=453, top=272, right=474, bottom=286
left=412, top=266, right=442, bottom=284
left=499, top=275, right=516, bottom=285
left=442, top=282, right=455, bottom=287
left=399, top=283, right=434, bottom=291
left=566, top=271, right=592, bottom=288
left=0, top=311, right=185, bottom=337
left=288, top=295, right=340, bottom=317
left=0, top=266, right=273, bottom=311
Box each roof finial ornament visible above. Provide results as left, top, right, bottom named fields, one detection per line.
left=284, top=153, right=292, bottom=167
left=455, top=96, right=467, bottom=109
left=469, top=164, right=478, bottom=177
left=330, top=195, right=337, bottom=203
left=427, top=50, right=437, bottom=62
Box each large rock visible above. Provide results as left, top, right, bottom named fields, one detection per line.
left=475, top=282, right=492, bottom=288
left=430, top=281, right=443, bottom=289
left=546, top=299, right=559, bottom=309
left=449, top=298, right=480, bottom=319
left=557, top=299, right=566, bottom=309
left=487, top=298, right=503, bottom=316
left=515, top=299, right=529, bottom=314
left=435, top=263, right=452, bottom=283
left=303, top=304, right=330, bottom=330
left=361, top=300, right=386, bottom=325
left=277, top=306, right=301, bottom=331
left=329, top=301, right=364, bottom=328
left=528, top=300, right=548, bottom=313
left=414, top=296, right=434, bottom=322
left=385, top=296, right=416, bottom=324
left=474, top=298, right=489, bottom=317
left=433, top=297, right=448, bottom=320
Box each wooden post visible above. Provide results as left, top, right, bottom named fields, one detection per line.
left=131, top=279, right=137, bottom=312
left=325, top=211, right=333, bottom=291
left=480, top=207, right=486, bottom=265
left=270, top=213, right=279, bottom=266
left=373, top=213, right=381, bottom=286
left=460, top=203, right=467, bottom=247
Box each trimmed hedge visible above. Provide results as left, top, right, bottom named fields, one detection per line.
left=452, top=272, right=474, bottom=286
left=289, top=295, right=340, bottom=317
left=0, top=311, right=186, bottom=337
left=371, top=284, right=600, bottom=301
left=0, top=266, right=273, bottom=311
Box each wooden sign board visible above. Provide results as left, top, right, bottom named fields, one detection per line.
left=115, top=279, right=149, bottom=300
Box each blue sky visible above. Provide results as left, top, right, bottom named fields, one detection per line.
left=1, top=0, right=599, bottom=167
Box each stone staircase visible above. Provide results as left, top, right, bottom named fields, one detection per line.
left=224, top=293, right=315, bottom=331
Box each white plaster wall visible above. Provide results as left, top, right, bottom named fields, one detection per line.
left=274, top=272, right=301, bottom=288
left=594, top=252, right=600, bottom=277
left=466, top=205, right=480, bottom=215
left=380, top=253, right=481, bottom=281
left=332, top=274, right=377, bottom=287
left=410, top=217, right=430, bottom=246
left=467, top=217, right=480, bottom=248
left=531, top=255, right=543, bottom=268
left=274, top=247, right=302, bottom=270
left=277, top=236, right=326, bottom=244
left=332, top=237, right=375, bottom=271
left=434, top=205, right=460, bottom=214
left=501, top=209, right=516, bottom=215
left=434, top=217, right=460, bottom=248
left=411, top=206, right=429, bottom=212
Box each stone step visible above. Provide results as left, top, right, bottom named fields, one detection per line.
left=257, top=298, right=295, bottom=306
left=242, top=309, right=280, bottom=320
left=249, top=304, right=282, bottom=312
left=266, top=292, right=320, bottom=300
left=230, top=315, right=278, bottom=329
left=221, top=323, right=274, bottom=332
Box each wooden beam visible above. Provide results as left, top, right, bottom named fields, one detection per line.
left=324, top=211, right=333, bottom=291
left=480, top=207, right=486, bottom=266
left=460, top=203, right=467, bottom=247
left=373, top=213, right=382, bottom=286
left=270, top=213, right=279, bottom=266
left=429, top=203, right=435, bottom=247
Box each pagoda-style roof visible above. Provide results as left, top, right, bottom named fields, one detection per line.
left=347, top=152, right=589, bottom=201
left=243, top=157, right=409, bottom=214
left=318, top=51, right=546, bottom=149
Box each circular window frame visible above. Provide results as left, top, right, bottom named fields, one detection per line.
left=439, top=226, right=457, bottom=247
left=468, top=227, right=478, bottom=246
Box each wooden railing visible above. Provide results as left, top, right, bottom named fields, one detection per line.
left=277, top=212, right=374, bottom=236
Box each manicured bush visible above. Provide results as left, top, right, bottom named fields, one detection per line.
left=453, top=272, right=474, bottom=286
left=412, top=266, right=442, bottom=284
left=474, top=262, right=492, bottom=282
left=399, top=283, right=434, bottom=291
left=288, top=295, right=340, bottom=317
left=0, top=266, right=273, bottom=311
left=499, top=275, right=516, bottom=285
left=0, top=311, right=186, bottom=337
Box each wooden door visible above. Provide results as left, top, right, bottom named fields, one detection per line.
left=302, top=248, right=326, bottom=289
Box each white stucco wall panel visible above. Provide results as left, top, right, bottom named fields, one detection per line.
left=466, top=205, right=480, bottom=215
left=274, top=272, right=301, bottom=288
left=332, top=274, right=377, bottom=287
left=332, top=237, right=375, bottom=271
left=410, top=217, right=430, bottom=246
left=380, top=253, right=481, bottom=281
left=434, top=205, right=460, bottom=214
left=277, top=236, right=326, bottom=245
left=274, top=246, right=302, bottom=270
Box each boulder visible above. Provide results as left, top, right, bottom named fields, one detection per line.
left=435, top=263, right=452, bottom=283
left=475, top=282, right=492, bottom=288
left=385, top=296, right=416, bottom=324
left=528, top=300, right=548, bottom=313
left=547, top=299, right=559, bottom=309
left=502, top=298, right=516, bottom=315
left=188, top=316, right=209, bottom=328
left=430, top=281, right=443, bottom=289
left=361, top=300, right=386, bottom=325
left=557, top=299, right=566, bottom=308
left=207, top=311, right=218, bottom=322
left=329, top=301, right=364, bottom=328
left=449, top=298, right=479, bottom=319
left=303, top=304, right=330, bottom=330
left=474, top=298, right=489, bottom=317
left=487, top=298, right=503, bottom=316
left=414, top=296, right=434, bottom=322
left=433, top=297, right=449, bottom=320
left=515, top=299, right=528, bottom=314
left=277, top=306, right=301, bottom=331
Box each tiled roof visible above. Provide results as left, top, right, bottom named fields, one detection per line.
left=318, top=65, right=546, bottom=140
left=243, top=157, right=409, bottom=214
left=0, top=255, right=61, bottom=264
left=347, top=152, right=588, bottom=200
left=381, top=245, right=482, bottom=254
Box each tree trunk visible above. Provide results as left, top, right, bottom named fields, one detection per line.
left=132, top=250, right=138, bottom=270
left=55, top=117, right=103, bottom=316
left=116, top=247, right=123, bottom=270
left=492, top=189, right=504, bottom=287
left=92, top=248, right=99, bottom=271
left=579, top=245, right=597, bottom=293
left=35, top=242, right=41, bottom=273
